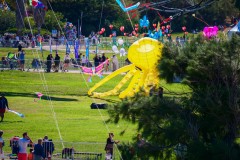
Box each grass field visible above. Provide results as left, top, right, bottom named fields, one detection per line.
left=0, top=44, right=189, bottom=158
left=0, top=69, right=189, bottom=142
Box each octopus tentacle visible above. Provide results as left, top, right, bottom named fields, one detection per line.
left=88, top=64, right=136, bottom=97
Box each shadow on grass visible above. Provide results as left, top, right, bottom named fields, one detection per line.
left=3, top=92, right=78, bottom=102
left=0, top=120, right=23, bottom=124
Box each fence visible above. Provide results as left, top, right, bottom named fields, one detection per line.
left=0, top=36, right=139, bottom=48
left=4, top=139, right=123, bottom=160
left=0, top=59, right=128, bottom=73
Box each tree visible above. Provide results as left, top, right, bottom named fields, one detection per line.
left=15, top=0, right=26, bottom=35
left=33, top=7, right=46, bottom=34
left=108, top=35, right=240, bottom=159
left=43, top=10, right=65, bottom=31
left=0, top=10, right=16, bottom=34
left=49, top=0, right=134, bottom=35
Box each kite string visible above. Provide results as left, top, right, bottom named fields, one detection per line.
left=22, top=0, right=64, bottom=148
left=46, top=0, right=112, bottom=133
left=121, top=0, right=134, bottom=31
left=16, top=0, right=26, bottom=28
left=46, top=0, right=124, bottom=156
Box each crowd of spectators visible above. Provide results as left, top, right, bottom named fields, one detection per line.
left=0, top=130, right=55, bottom=160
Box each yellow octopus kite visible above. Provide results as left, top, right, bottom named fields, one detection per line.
left=88, top=37, right=163, bottom=98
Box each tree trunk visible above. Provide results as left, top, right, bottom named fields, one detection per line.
left=16, top=0, right=26, bottom=35
left=33, top=7, right=46, bottom=35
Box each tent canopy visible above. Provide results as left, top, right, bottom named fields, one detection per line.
left=227, top=22, right=240, bottom=38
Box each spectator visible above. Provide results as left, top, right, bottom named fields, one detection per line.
left=54, top=53, right=60, bottom=72
left=18, top=132, right=32, bottom=160
left=10, top=136, right=20, bottom=155
left=105, top=133, right=119, bottom=159
left=158, top=87, right=164, bottom=98
left=63, top=54, right=71, bottom=72
left=31, top=59, right=39, bottom=71
left=76, top=53, right=82, bottom=65
left=149, top=85, right=156, bottom=96
left=101, top=53, right=106, bottom=62
left=93, top=54, right=99, bottom=67
left=19, top=50, right=25, bottom=71
left=46, top=54, right=53, bottom=73
left=176, top=36, right=180, bottom=46
left=81, top=55, right=86, bottom=66
left=18, top=43, right=22, bottom=52
left=0, top=130, right=4, bottom=160
left=0, top=93, right=10, bottom=122
left=136, top=133, right=146, bottom=148
left=112, top=55, right=119, bottom=71
left=33, top=139, right=44, bottom=160
left=28, top=149, right=33, bottom=160
left=42, top=136, right=54, bottom=160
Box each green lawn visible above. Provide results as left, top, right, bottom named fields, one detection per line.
left=0, top=70, right=189, bottom=139
left=0, top=46, right=189, bottom=158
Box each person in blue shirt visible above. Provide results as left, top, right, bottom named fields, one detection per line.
left=19, top=50, right=25, bottom=71
left=33, top=139, right=44, bottom=160
left=0, top=93, right=10, bottom=122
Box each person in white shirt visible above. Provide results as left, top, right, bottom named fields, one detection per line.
left=63, top=53, right=71, bottom=72
left=0, top=130, right=4, bottom=160
left=18, top=132, right=32, bottom=160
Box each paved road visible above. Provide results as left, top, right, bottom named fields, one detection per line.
left=1, top=67, right=113, bottom=75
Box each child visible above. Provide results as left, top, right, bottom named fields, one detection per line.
left=28, top=148, right=33, bottom=160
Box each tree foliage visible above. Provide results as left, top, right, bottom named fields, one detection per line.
left=108, top=34, right=240, bottom=159
left=43, top=10, right=65, bottom=31
left=0, top=10, right=16, bottom=34
left=4, top=0, right=240, bottom=35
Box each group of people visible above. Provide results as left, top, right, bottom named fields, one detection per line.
left=93, top=53, right=107, bottom=67
left=46, top=52, right=61, bottom=73
left=0, top=131, right=54, bottom=160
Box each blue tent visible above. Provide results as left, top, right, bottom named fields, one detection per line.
left=228, top=22, right=240, bottom=38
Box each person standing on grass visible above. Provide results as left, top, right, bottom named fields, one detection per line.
left=19, top=50, right=25, bottom=71
left=105, top=133, right=120, bottom=159
left=42, top=136, right=54, bottom=160
left=46, top=54, right=53, bottom=73
left=33, top=139, right=44, bottom=160
left=18, top=132, right=32, bottom=160
left=0, top=93, right=10, bottom=122
left=54, top=53, right=60, bottom=72
left=0, top=130, right=5, bottom=160
left=63, top=53, right=71, bottom=72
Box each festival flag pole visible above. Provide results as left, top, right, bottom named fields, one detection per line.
left=78, top=18, right=80, bottom=38
left=80, top=12, right=83, bottom=37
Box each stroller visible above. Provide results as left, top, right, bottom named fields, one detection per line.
left=9, top=136, right=20, bottom=159
left=6, top=52, right=18, bottom=70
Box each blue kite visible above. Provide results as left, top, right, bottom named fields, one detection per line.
left=140, top=15, right=150, bottom=28
left=116, top=0, right=140, bottom=12
left=148, top=30, right=163, bottom=40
